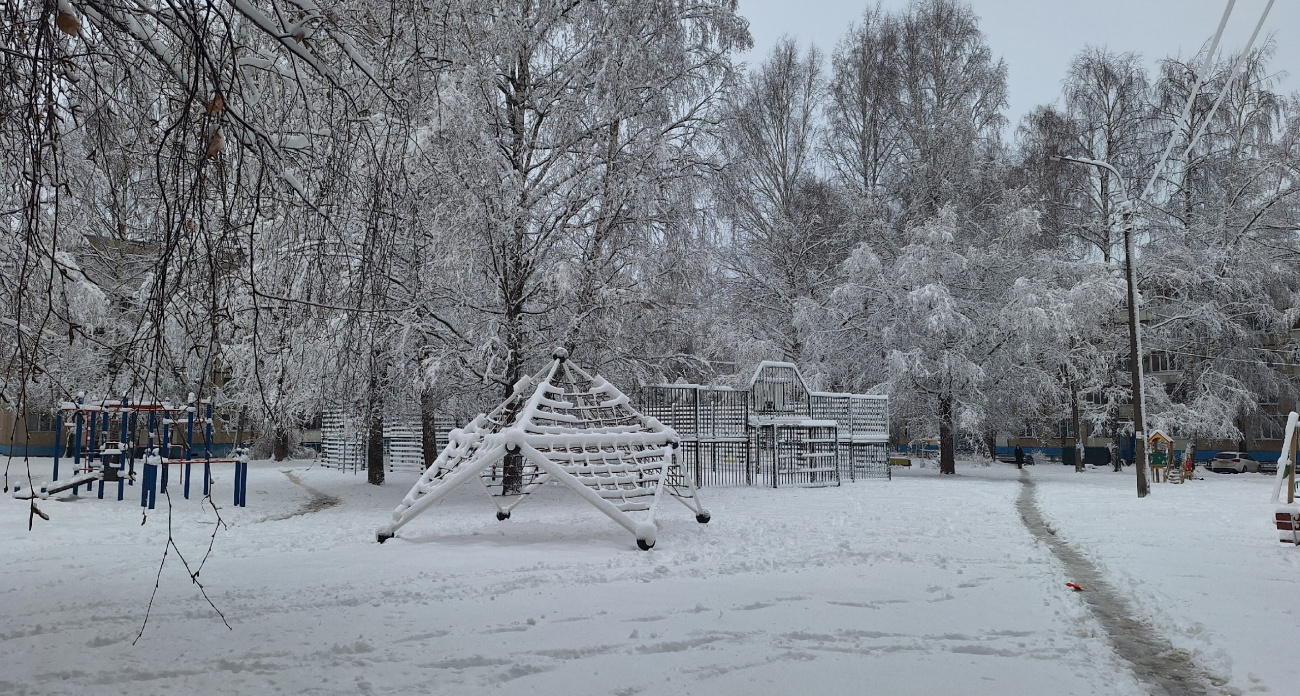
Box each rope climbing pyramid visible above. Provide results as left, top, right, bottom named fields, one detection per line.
left=377, top=349, right=710, bottom=549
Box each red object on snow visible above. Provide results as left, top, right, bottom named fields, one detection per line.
left=1065, top=583, right=1083, bottom=592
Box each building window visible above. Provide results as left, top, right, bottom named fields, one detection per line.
left=1252, top=417, right=1285, bottom=441
left=25, top=410, right=56, bottom=433
left=1143, top=352, right=1179, bottom=373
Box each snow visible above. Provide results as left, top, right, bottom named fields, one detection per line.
left=0, top=457, right=1294, bottom=695
left=1034, top=464, right=1300, bottom=691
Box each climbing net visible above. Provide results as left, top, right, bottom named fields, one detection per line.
left=379, top=350, right=709, bottom=549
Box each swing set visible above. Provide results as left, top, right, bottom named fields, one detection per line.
left=13, top=394, right=251, bottom=508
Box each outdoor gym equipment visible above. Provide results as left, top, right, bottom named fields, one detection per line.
left=12, top=395, right=251, bottom=508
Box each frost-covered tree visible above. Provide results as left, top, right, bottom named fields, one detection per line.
left=892, top=0, right=1006, bottom=221
left=1, top=0, right=396, bottom=491
left=825, top=5, right=903, bottom=236
left=416, top=0, right=748, bottom=400
left=1137, top=45, right=1300, bottom=451
left=713, top=38, right=847, bottom=370
left=1061, top=47, right=1152, bottom=261
left=877, top=201, right=1066, bottom=475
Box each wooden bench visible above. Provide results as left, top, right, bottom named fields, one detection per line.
left=1276, top=507, right=1300, bottom=544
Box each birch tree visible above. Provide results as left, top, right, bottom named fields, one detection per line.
left=420, top=0, right=748, bottom=400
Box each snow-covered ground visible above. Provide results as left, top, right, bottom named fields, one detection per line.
left=1035, top=464, right=1299, bottom=694
left=0, top=457, right=1292, bottom=695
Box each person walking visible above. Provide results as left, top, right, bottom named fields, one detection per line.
left=1014, top=445, right=1025, bottom=470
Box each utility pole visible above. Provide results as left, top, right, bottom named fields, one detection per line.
left=1052, top=156, right=1149, bottom=497
left=1119, top=200, right=1149, bottom=497
left=1047, top=0, right=1280, bottom=498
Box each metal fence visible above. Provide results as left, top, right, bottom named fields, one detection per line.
left=321, top=411, right=461, bottom=474
left=678, top=439, right=754, bottom=487
left=752, top=422, right=841, bottom=487
left=839, top=441, right=890, bottom=481
left=639, top=384, right=748, bottom=441
left=639, top=375, right=890, bottom=488
left=750, top=363, right=810, bottom=417
left=810, top=393, right=890, bottom=481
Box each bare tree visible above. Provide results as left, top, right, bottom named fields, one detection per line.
left=420, top=0, right=747, bottom=397
left=893, top=0, right=1007, bottom=222
left=715, top=39, right=854, bottom=367
left=826, top=5, right=903, bottom=196
left=1063, top=47, right=1151, bottom=261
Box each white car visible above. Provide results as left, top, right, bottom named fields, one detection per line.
left=1208, top=451, right=1259, bottom=473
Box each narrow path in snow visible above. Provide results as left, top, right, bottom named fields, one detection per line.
left=265, top=470, right=342, bottom=521
left=1016, top=472, right=1226, bottom=696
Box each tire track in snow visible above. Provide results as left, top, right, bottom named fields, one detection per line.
left=1016, top=472, right=1229, bottom=696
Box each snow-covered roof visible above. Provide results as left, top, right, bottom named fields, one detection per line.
left=1147, top=429, right=1174, bottom=443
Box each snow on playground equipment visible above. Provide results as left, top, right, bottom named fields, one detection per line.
left=377, top=349, right=710, bottom=550
left=1147, top=431, right=1177, bottom=483
left=637, top=384, right=751, bottom=486
left=1272, top=412, right=1300, bottom=544
left=638, top=362, right=890, bottom=488
left=9, top=395, right=251, bottom=508
left=747, top=362, right=843, bottom=488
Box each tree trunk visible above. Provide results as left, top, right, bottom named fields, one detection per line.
left=366, top=346, right=385, bottom=485
left=504, top=319, right=522, bottom=401
left=939, top=393, right=956, bottom=475
left=273, top=425, right=289, bottom=462
left=420, top=389, right=438, bottom=470
left=1099, top=171, right=1112, bottom=264
left=235, top=407, right=246, bottom=452
left=367, top=410, right=384, bottom=486
left=984, top=431, right=997, bottom=464
left=1070, top=378, right=1084, bottom=473
left=1124, top=220, right=1148, bottom=498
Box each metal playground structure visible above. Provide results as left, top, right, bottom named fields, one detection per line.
left=378, top=349, right=710, bottom=550
left=10, top=394, right=251, bottom=508
left=637, top=362, right=890, bottom=488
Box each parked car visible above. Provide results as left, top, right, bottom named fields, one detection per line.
left=1208, top=451, right=1259, bottom=474
left=1259, top=459, right=1279, bottom=475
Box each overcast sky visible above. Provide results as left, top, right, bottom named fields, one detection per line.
left=737, top=0, right=1296, bottom=132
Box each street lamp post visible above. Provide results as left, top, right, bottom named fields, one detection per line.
left=1052, top=155, right=1150, bottom=498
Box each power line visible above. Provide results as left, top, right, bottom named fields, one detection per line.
left=1139, top=0, right=1236, bottom=204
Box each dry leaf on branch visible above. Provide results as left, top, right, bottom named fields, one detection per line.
left=206, top=131, right=224, bottom=157
left=56, top=12, right=80, bottom=36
